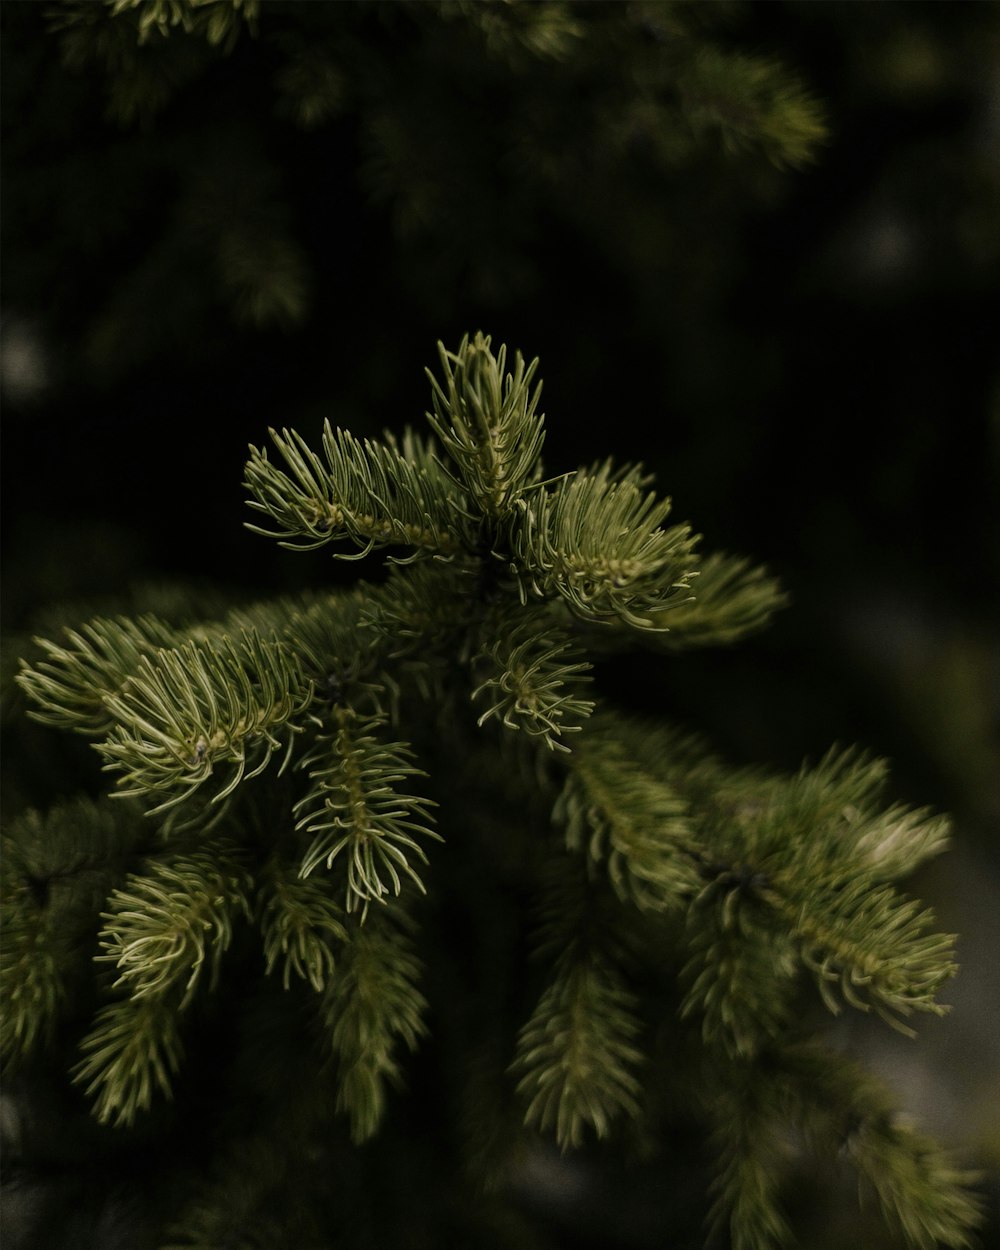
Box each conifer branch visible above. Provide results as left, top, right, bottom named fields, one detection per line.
left=555, top=728, right=700, bottom=908
left=320, top=906, right=428, bottom=1143
left=280, top=589, right=372, bottom=689
left=791, top=747, right=952, bottom=882
left=74, top=994, right=185, bottom=1128
left=106, top=0, right=259, bottom=50
left=728, top=749, right=962, bottom=1029
left=678, top=48, right=828, bottom=169
left=360, top=560, right=477, bottom=658
left=16, top=614, right=180, bottom=734
left=293, top=710, right=440, bottom=916
left=512, top=854, right=646, bottom=1151
left=512, top=950, right=644, bottom=1150
left=472, top=610, right=594, bottom=751
left=832, top=1091, right=982, bottom=1250
left=159, top=1132, right=321, bottom=1250
left=2, top=329, right=978, bottom=1248
left=97, top=630, right=312, bottom=814
left=258, top=858, right=348, bottom=992
left=1, top=797, right=149, bottom=1069
left=96, top=847, right=252, bottom=1009
left=681, top=913, right=798, bottom=1060
left=637, top=552, right=788, bottom=649
left=0, top=893, right=64, bottom=1066
left=510, top=466, right=699, bottom=628
left=425, top=331, right=547, bottom=517
left=777, top=1044, right=983, bottom=1250
left=74, top=846, right=251, bottom=1126
left=770, top=880, right=956, bottom=1034
left=244, top=422, right=464, bottom=558
left=706, top=1080, right=793, bottom=1250
left=656, top=744, right=960, bottom=1034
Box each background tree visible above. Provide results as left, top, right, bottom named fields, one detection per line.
left=2, top=2, right=998, bottom=1248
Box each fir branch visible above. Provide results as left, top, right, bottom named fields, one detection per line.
left=637, top=551, right=788, bottom=649
left=841, top=1106, right=983, bottom=1249
left=554, top=728, right=700, bottom=908
left=788, top=747, right=952, bottom=883
left=779, top=1043, right=983, bottom=1250
left=107, top=0, right=259, bottom=50
left=680, top=912, right=798, bottom=1060
left=16, top=613, right=180, bottom=734
left=706, top=1078, right=794, bottom=1250
left=512, top=950, right=644, bottom=1150
left=320, top=905, right=428, bottom=1143
left=74, top=994, right=185, bottom=1128
left=472, top=609, right=594, bottom=752
left=510, top=465, right=699, bottom=629
left=1, top=796, right=149, bottom=1069
left=424, top=331, right=547, bottom=517
left=1, top=793, right=148, bottom=888
left=244, top=421, right=464, bottom=558
left=739, top=751, right=959, bottom=1029
left=584, top=709, right=728, bottom=809
left=266, top=586, right=389, bottom=708
left=852, top=802, right=952, bottom=882
left=670, top=746, right=958, bottom=1032
left=293, top=710, right=440, bottom=916
left=0, top=893, right=63, bottom=1066
left=96, top=846, right=252, bottom=1009
left=678, top=47, right=827, bottom=169
left=446, top=0, right=584, bottom=66
left=258, top=858, right=348, bottom=992
left=770, top=879, right=956, bottom=1034
left=223, top=587, right=386, bottom=705
left=705, top=746, right=952, bottom=888
left=97, top=630, right=312, bottom=814
left=360, top=560, right=477, bottom=659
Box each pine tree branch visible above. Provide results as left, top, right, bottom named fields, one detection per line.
left=244, top=422, right=464, bottom=558
left=512, top=949, right=644, bottom=1150
left=0, top=892, right=64, bottom=1066
left=360, top=560, right=478, bottom=659
left=706, top=1077, right=794, bottom=1250
left=258, top=857, right=348, bottom=992
left=97, top=630, right=312, bottom=815
left=74, top=994, right=185, bottom=1128
left=293, top=709, right=440, bottom=916
left=1, top=796, right=149, bottom=1070
left=16, top=614, right=181, bottom=734
left=636, top=552, right=788, bottom=649
left=769, top=879, right=956, bottom=1034
left=511, top=853, right=646, bottom=1150
left=678, top=47, right=828, bottom=169
left=555, top=726, right=700, bottom=908
left=105, top=0, right=260, bottom=50
left=424, top=331, right=547, bottom=518
left=510, top=464, right=699, bottom=629
left=681, top=911, right=799, bottom=1061
left=320, top=905, right=428, bottom=1143
left=96, top=846, right=252, bottom=1009
left=471, top=608, right=594, bottom=752
left=785, top=747, right=952, bottom=883
left=777, top=1043, right=984, bottom=1250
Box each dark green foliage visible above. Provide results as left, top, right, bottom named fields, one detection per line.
left=8, top=334, right=983, bottom=1248
left=4, top=3, right=997, bottom=1247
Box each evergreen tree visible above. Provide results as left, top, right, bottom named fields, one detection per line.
left=7, top=332, right=984, bottom=1249
left=3, top=3, right=997, bottom=1248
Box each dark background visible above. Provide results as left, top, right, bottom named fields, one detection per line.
left=2, top=2, right=998, bottom=1245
